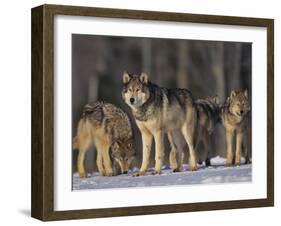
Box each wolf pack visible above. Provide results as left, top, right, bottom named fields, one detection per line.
left=73, top=72, right=251, bottom=178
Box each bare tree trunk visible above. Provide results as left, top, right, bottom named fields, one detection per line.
left=228, top=43, right=243, bottom=90
left=88, top=75, right=99, bottom=103
left=155, top=41, right=164, bottom=84
left=177, top=40, right=189, bottom=89
left=210, top=43, right=225, bottom=101
left=141, top=39, right=152, bottom=75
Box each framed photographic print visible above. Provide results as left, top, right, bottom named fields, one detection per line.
left=31, top=4, right=274, bottom=221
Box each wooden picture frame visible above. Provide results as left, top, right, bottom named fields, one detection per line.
left=31, top=4, right=274, bottom=221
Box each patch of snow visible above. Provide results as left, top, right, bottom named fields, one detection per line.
left=72, top=156, right=251, bottom=190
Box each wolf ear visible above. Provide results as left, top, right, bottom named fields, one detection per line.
left=230, top=90, right=236, bottom=99
left=244, top=89, right=248, bottom=98
left=123, top=71, right=131, bottom=84
left=112, top=141, right=119, bottom=151
left=140, top=72, right=148, bottom=84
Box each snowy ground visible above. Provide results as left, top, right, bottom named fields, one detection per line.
left=72, top=156, right=252, bottom=190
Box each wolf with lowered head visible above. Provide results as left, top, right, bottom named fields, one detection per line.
left=73, top=101, right=135, bottom=178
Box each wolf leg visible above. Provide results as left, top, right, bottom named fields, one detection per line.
left=168, top=132, right=178, bottom=170
left=245, top=149, right=251, bottom=164
left=195, top=138, right=203, bottom=164
left=235, top=131, right=244, bottom=165
left=96, top=150, right=105, bottom=176
left=203, top=131, right=211, bottom=167
left=153, top=130, right=164, bottom=175
left=95, top=139, right=113, bottom=176
left=75, top=119, right=94, bottom=177
left=243, top=131, right=251, bottom=164
left=182, top=128, right=197, bottom=171
left=76, top=138, right=92, bottom=178
left=101, top=147, right=113, bottom=176
left=244, top=145, right=251, bottom=164
left=182, top=110, right=198, bottom=171
left=226, top=129, right=234, bottom=166
left=168, top=130, right=184, bottom=172
left=77, top=150, right=87, bottom=178
left=135, top=130, right=153, bottom=176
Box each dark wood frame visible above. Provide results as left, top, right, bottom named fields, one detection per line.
left=31, top=4, right=274, bottom=221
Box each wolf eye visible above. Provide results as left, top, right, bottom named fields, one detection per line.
left=136, top=88, right=140, bottom=92
left=125, top=158, right=129, bottom=161
left=128, top=88, right=133, bottom=92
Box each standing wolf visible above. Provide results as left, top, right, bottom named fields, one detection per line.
left=195, top=96, right=221, bottom=166
left=169, top=96, right=221, bottom=168
left=73, top=101, right=135, bottom=178
left=220, top=90, right=250, bottom=166
left=122, top=72, right=198, bottom=175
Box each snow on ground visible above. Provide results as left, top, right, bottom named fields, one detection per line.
left=72, top=156, right=252, bottom=190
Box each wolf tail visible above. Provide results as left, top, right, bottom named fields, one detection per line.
left=73, top=102, right=104, bottom=152
left=73, top=116, right=96, bottom=152
left=73, top=136, right=78, bottom=150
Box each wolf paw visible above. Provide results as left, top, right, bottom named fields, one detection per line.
left=152, top=170, right=161, bottom=175
left=226, top=162, right=233, bottom=167
left=133, top=171, right=146, bottom=177
left=245, top=158, right=251, bottom=164
left=189, top=165, right=197, bottom=171
left=99, top=171, right=106, bottom=176
left=172, top=167, right=183, bottom=173
left=205, top=158, right=211, bottom=167
left=79, top=172, right=87, bottom=178
left=235, top=162, right=241, bottom=166
left=112, top=171, right=118, bottom=176
left=106, top=172, right=113, bottom=177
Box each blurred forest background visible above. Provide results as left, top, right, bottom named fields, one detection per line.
left=72, top=34, right=252, bottom=174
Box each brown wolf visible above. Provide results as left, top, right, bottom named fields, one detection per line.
left=73, top=101, right=135, bottom=178
left=122, top=72, right=198, bottom=175
left=220, top=90, right=251, bottom=166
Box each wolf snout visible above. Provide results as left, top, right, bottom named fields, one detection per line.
left=240, top=110, right=244, bottom=114
left=130, top=97, right=135, bottom=104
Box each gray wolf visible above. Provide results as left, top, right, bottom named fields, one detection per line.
left=122, top=72, right=198, bottom=175
left=194, top=96, right=221, bottom=166
left=220, top=90, right=251, bottom=166
left=169, top=96, right=221, bottom=167
left=73, top=101, right=135, bottom=178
